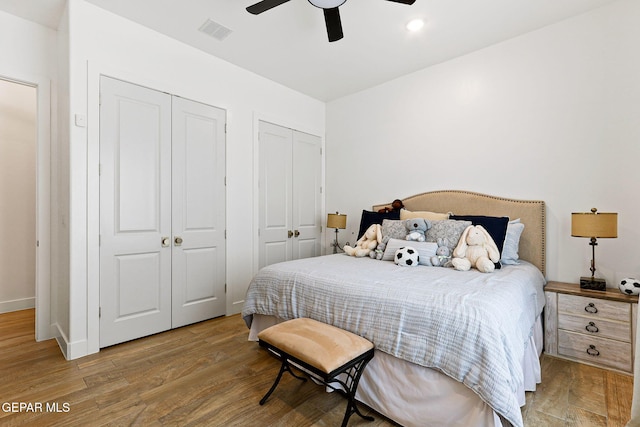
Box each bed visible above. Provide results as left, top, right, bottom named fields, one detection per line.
left=243, top=190, right=547, bottom=427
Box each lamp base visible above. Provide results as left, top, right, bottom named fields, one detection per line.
left=580, top=276, right=606, bottom=291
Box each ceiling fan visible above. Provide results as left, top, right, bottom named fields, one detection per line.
left=246, top=0, right=417, bottom=42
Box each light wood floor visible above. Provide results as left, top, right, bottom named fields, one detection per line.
left=0, top=309, right=633, bottom=426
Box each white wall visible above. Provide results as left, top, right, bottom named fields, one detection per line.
left=60, top=0, right=325, bottom=358
left=0, top=80, right=36, bottom=313
left=54, top=4, right=70, bottom=352
left=0, top=11, right=57, bottom=78
left=326, top=0, right=640, bottom=286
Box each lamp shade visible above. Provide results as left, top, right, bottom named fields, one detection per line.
left=327, top=213, right=347, bottom=229
left=571, top=209, right=617, bottom=238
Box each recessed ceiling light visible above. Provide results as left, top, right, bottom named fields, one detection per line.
left=406, top=19, right=425, bottom=32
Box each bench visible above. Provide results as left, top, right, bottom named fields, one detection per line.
left=257, top=317, right=375, bottom=427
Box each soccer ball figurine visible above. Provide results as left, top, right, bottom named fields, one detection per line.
left=394, top=246, right=419, bottom=267
left=618, top=277, right=640, bottom=296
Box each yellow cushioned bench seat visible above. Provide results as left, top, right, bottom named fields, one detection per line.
left=257, top=317, right=374, bottom=375
left=257, top=317, right=375, bottom=427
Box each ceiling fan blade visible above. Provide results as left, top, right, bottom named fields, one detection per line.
left=323, top=7, right=344, bottom=42
left=385, top=0, right=416, bottom=4
left=246, top=0, right=291, bottom=15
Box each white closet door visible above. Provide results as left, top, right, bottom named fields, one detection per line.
left=292, top=130, right=321, bottom=260
left=258, top=121, right=293, bottom=269
left=99, top=76, right=172, bottom=347
left=171, top=96, right=226, bottom=328
left=258, top=121, right=321, bottom=269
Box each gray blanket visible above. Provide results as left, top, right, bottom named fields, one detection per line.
left=242, top=254, right=546, bottom=427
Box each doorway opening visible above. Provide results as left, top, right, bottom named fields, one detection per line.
left=0, top=78, right=37, bottom=322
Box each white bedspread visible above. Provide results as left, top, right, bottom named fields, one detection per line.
left=242, top=254, right=546, bottom=427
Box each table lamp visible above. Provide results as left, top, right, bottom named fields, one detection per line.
left=327, top=212, right=347, bottom=254
left=571, top=208, right=618, bottom=291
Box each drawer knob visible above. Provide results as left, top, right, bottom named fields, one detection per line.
left=586, top=345, right=600, bottom=357
left=584, top=303, right=598, bottom=314
left=585, top=322, right=599, bottom=333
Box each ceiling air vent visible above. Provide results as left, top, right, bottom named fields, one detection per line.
left=198, top=19, right=232, bottom=41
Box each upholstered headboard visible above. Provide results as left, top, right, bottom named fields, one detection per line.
left=373, top=190, right=546, bottom=276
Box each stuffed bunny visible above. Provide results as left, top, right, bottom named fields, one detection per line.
left=430, top=238, right=452, bottom=267
left=344, top=224, right=382, bottom=257
left=370, top=235, right=390, bottom=260
left=451, top=225, right=500, bottom=273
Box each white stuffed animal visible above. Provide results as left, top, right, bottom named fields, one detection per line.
left=451, top=225, right=500, bottom=273
left=344, top=224, right=382, bottom=257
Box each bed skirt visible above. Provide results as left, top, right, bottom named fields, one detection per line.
left=248, top=314, right=543, bottom=427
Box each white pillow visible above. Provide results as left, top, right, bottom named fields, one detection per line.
left=382, top=238, right=438, bottom=266
left=501, top=219, right=525, bottom=265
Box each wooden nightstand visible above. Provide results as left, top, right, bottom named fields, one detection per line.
left=544, top=281, right=638, bottom=374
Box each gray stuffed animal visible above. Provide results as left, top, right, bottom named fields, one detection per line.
left=430, top=238, right=453, bottom=267
left=405, top=218, right=431, bottom=242
left=370, top=235, right=390, bottom=260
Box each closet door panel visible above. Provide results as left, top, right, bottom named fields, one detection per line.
left=99, top=76, right=172, bottom=348
left=258, top=121, right=293, bottom=269
left=292, top=130, right=322, bottom=261
left=171, top=97, right=226, bottom=328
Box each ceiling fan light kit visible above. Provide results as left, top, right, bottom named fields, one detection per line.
left=246, top=0, right=416, bottom=42
left=308, top=0, right=346, bottom=8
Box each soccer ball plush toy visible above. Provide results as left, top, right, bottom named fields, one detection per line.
left=619, top=277, right=640, bottom=295
left=394, top=246, right=419, bottom=267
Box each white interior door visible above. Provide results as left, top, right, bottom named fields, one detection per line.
left=258, top=121, right=292, bottom=269
left=99, top=76, right=172, bottom=347
left=100, top=78, right=227, bottom=347
left=258, top=121, right=321, bottom=269
left=292, top=130, right=322, bottom=260
left=171, top=96, right=226, bottom=328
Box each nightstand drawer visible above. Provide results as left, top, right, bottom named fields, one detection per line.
left=558, top=330, right=632, bottom=372
left=558, top=293, right=629, bottom=322
left=558, top=313, right=631, bottom=342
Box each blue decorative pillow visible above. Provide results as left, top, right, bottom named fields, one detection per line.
left=357, top=210, right=401, bottom=240
left=382, top=238, right=438, bottom=265
left=450, top=215, right=509, bottom=269
left=501, top=219, right=525, bottom=265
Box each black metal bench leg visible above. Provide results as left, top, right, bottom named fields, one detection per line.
left=338, top=357, right=374, bottom=426
left=341, top=394, right=374, bottom=427
left=260, top=360, right=307, bottom=405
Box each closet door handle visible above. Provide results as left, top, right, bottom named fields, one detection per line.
left=288, top=230, right=293, bottom=238
left=161, top=237, right=170, bottom=247
left=174, top=236, right=183, bottom=246
left=294, top=230, right=300, bottom=237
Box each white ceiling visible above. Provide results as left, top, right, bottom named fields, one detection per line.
left=0, top=0, right=619, bottom=101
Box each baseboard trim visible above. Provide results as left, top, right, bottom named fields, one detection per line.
left=52, top=323, right=90, bottom=360
left=0, top=297, right=35, bottom=314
